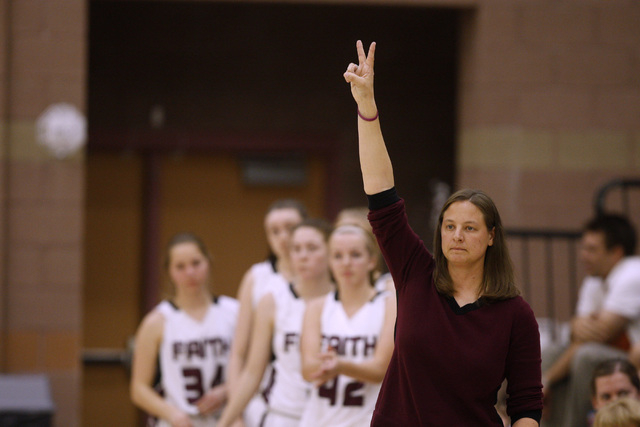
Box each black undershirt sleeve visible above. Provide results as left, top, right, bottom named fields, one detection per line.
left=511, top=409, right=542, bottom=425
left=366, top=187, right=400, bottom=211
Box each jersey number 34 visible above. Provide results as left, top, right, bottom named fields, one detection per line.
left=183, top=365, right=224, bottom=404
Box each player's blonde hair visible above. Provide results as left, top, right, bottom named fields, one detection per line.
left=594, top=397, right=640, bottom=427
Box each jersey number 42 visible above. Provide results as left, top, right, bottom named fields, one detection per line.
left=318, top=377, right=365, bottom=407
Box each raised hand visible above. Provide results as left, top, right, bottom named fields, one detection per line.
left=343, top=40, right=377, bottom=116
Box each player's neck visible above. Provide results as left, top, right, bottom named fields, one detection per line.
left=276, top=257, right=294, bottom=282
left=338, top=283, right=376, bottom=317
left=294, top=274, right=334, bottom=301
left=174, top=289, right=212, bottom=311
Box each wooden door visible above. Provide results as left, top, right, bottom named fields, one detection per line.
left=157, top=153, right=326, bottom=298
left=83, top=152, right=143, bottom=426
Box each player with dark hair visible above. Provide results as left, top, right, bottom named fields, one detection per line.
left=218, top=219, right=334, bottom=427
left=226, top=199, right=307, bottom=426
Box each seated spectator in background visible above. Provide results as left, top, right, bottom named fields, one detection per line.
left=542, top=214, right=640, bottom=427
left=589, top=358, right=640, bottom=425
left=593, top=397, right=640, bottom=427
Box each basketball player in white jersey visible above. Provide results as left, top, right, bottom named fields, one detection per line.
left=227, top=199, right=307, bottom=426
left=131, top=233, right=239, bottom=427
left=218, top=219, right=335, bottom=427
left=334, top=207, right=395, bottom=294
left=300, top=225, right=396, bottom=427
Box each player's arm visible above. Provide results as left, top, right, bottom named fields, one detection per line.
left=381, top=275, right=395, bottom=293
left=336, top=294, right=396, bottom=383
left=300, top=297, right=325, bottom=382
left=195, top=383, right=227, bottom=416
left=130, top=311, right=192, bottom=426
left=218, top=293, right=275, bottom=427
left=227, top=268, right=256, bottom=396
left=197, top=299, right=242, bottom=415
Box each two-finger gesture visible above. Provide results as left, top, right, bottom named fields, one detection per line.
left=343, top=40, right=376, bottom=112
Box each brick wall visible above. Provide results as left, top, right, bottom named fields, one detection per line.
left=0, top=1, right=86, bottom=426
left=457, top=1, right=640, bottom=230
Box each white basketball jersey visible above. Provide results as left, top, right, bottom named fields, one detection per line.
left=156, top=296, right=239, bottom=425
left=267, top=284, right=315, bottom=419
left=244, top=261, right=288, bottom=427
left=299, top=291, right=389, bottom=427
left=250, top=260, right=287, bottom=308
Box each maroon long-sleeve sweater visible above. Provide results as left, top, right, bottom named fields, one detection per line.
left=368, top=191, right=543, bottom=426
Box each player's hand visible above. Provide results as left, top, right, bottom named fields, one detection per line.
left=168, top=407, right=193, bottom=427
left=311, top=349, right=340, bottom=386
left=195, top=385, right=226, bottom=415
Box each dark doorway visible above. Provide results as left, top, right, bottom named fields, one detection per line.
left=89, top=0, right=459, bottom=235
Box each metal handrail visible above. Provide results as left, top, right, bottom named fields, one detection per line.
left=507, top=178, right=640, bottom=328
left=594, top=178, right=640, bottom=216
left=82, top=347, right=132, bottom=369
left=506, top=229, right=582, bottom=326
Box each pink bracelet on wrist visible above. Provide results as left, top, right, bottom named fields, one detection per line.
left=357, top=109, right=379, bottom=121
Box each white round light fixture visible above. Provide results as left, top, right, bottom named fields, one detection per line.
left=36, top=103, right=87, bottom=159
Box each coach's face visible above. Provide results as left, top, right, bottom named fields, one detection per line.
left=441, top=201, right=494, bottom=269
